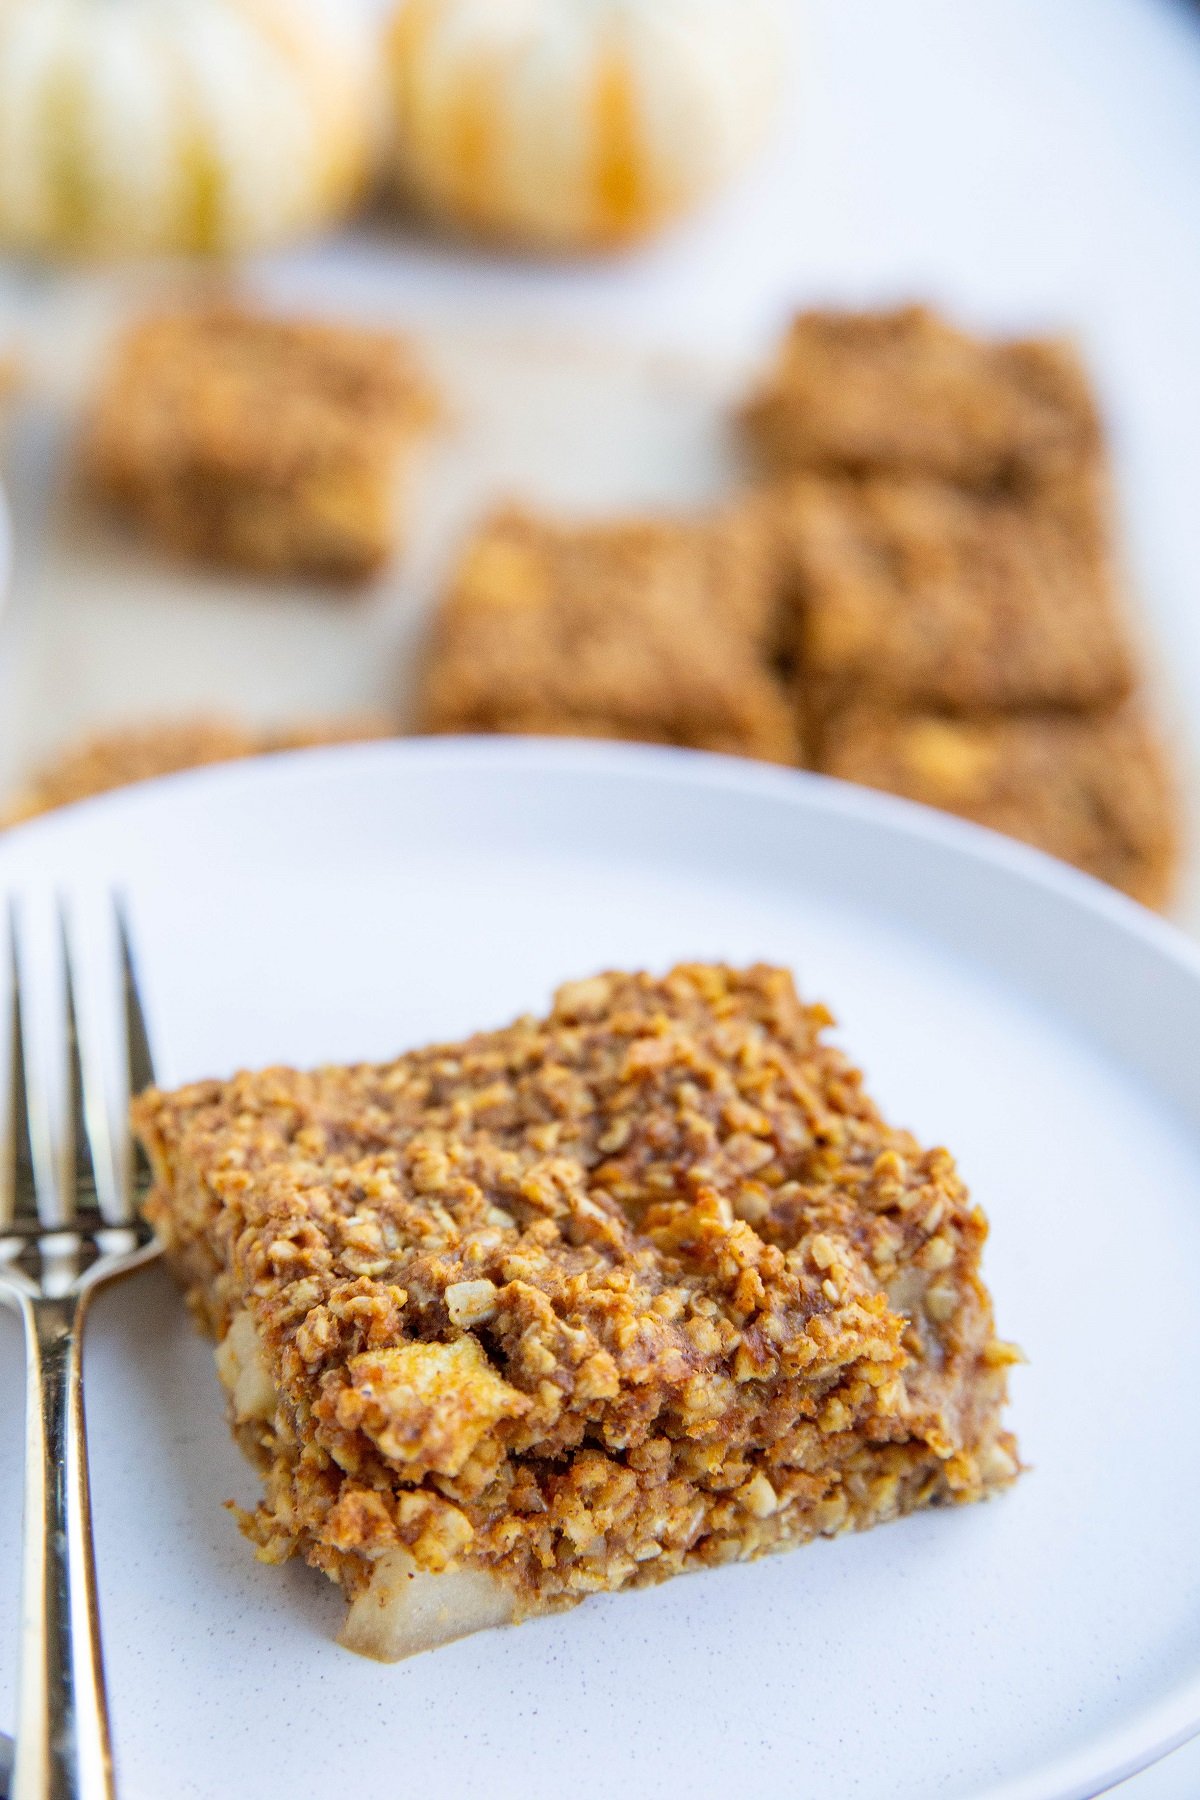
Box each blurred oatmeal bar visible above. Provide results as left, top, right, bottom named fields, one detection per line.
left=1, top=713, right=394, bottom=826
left=132, top=962, right=1020, bottom=1661
left=738, top=309, right=1182, bottom=902
left=418, top=505, right=798, bottom=762
left=818, top=703, right=1177, bottom=909
left=83, top=305, right=438, bottom=581
left=741, top=305, right=1099, bottom=490
left=0, top=354, right=19, bottom=460
left=769, top=471, right=1135, bottom=717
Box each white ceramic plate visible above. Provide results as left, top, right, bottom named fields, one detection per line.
left=2, top=739, right=1199, bottom=1800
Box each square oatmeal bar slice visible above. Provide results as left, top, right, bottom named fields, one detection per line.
left=84, top=304, right=437, bottom=580
left=417, top=505, right=798, bottom=762
left=771, top=471, right=1135, bottom=716
left=740, top=305, right=1099, bottom=490
left=133, top=964, right=1019, bottom=1661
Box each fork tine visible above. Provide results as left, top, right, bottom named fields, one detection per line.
left=61, top=900, right=125, bottom=1225
left=117, top=898, right=155, bottom=1094
left=60, top=902, right=88, bottom=1222
left=116, top=897, right=155, bottom=1213
left=1, top=901, right=20, bottom=1230
left=10, top=900, right=63, bottom=1229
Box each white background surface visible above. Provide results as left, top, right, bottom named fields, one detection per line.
left=1, top=1, right=1199, bottom=1791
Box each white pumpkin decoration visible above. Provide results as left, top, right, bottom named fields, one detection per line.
left=0, top=0, right=376, bottom=256
left=383, top=0, right=786, bottom=249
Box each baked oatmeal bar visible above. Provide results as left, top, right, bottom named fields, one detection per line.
left=417, top=506, right=797, bottom=762
left=819, top=703, right=1177, bottom=909
left=132, top=963, right=1019, bottom=1662
left=83, top=305, right=437, bottom=580
left=0, top=713, right=393, bottom=827
left=771, top=472, right=1135, bottom=715
left=741, top=305, right=1099, bottom=490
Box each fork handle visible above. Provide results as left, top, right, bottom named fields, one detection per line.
left=12, top=1294, right=114, bottom=1800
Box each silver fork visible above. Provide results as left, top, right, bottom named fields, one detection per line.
left=1, top=900, right=159, bottom=1800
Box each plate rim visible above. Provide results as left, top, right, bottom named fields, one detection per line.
left=5, top=731, right=1199, bottom=999
left=0, top=730, right=1191, bottom=926
left=1, top=732, right=1198, bottom=1800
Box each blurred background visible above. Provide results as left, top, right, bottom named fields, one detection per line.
left=0, top=0, right=1197, bottom=928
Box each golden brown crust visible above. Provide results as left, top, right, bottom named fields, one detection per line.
left=83, top=305, right=438, bottom=580
left=133, top=963, right=1018, bottom=1631
left=741, top=305, right=1099, bottom=489
left=0, top=713, right=395, bottom=827
left=417, top=505, right=798, bottom=763
left=819, top=703, right=1178, bottom=909
left=770, top=471, right=1135, bottom=715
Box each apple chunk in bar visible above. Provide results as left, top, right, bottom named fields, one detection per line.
left=132, top=964, right=1019, bottom=1660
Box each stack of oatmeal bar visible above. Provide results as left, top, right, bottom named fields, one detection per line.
left=2, top=301, right=1179, bottom=907
left=420, top=306, right=1177, bottom=908
left=744, top=307, right=1175, bottom=908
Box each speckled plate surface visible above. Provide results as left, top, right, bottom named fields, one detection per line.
left=1, top=738, right=1199, bottom=1800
